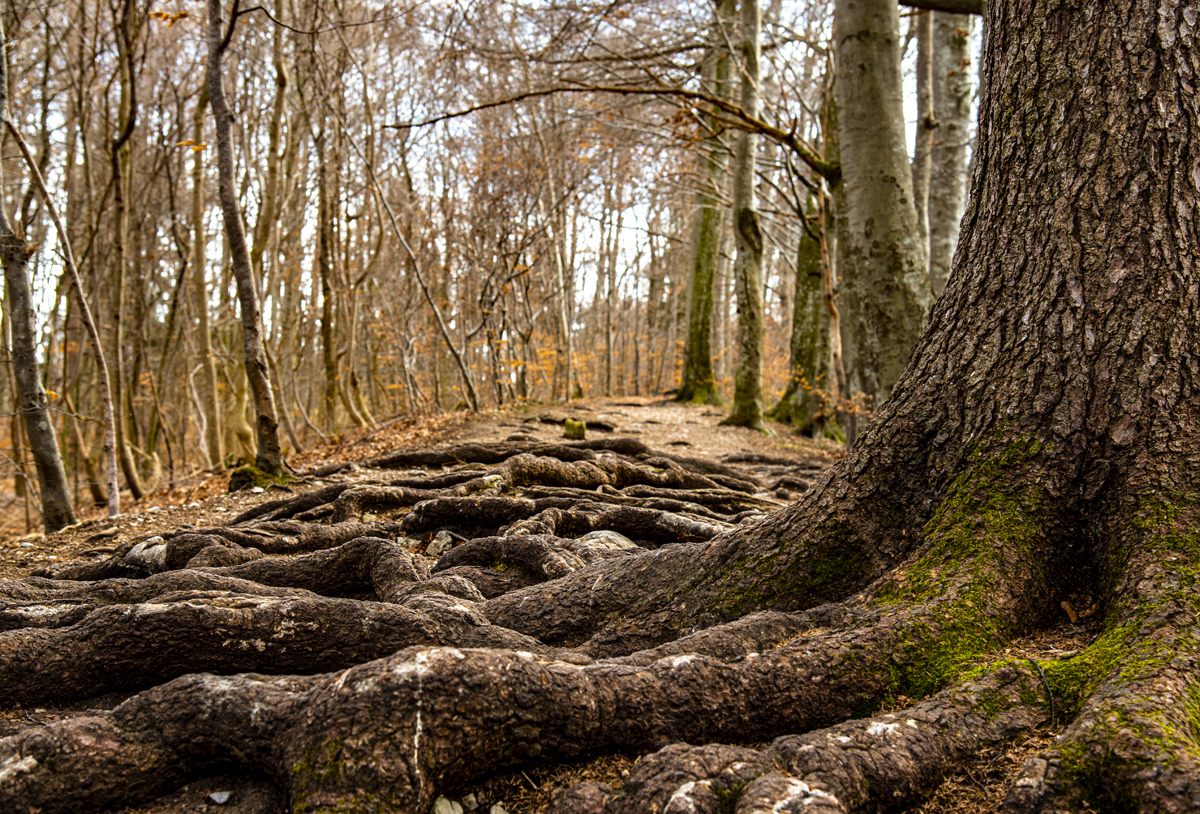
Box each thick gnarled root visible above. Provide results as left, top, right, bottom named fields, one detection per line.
left=1, top=575, right=1039, bottom=811
left=0, top=591, right=556, bottom=706
left=547, top=663, right=1050, bottom=814
left=29, top=521, right=406, bottom=581
left=999, top=542, right=1200, bottom=811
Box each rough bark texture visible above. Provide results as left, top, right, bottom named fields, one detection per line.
left=2, top=1, right=1198, bottom=812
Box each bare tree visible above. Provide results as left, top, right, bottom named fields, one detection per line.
left=722, top=0, right=766, bottom=429
left=206, top=0, right=285, bottom=475
left=0, top=20, right=74, bottom=532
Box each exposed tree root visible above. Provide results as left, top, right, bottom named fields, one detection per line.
left=309, top=438, right=753, bottom=483
left=547, top=663, right=1048, bottom=814
left=398, top=495, right=727, bottom=543
left=0, top=588, right=1053, bottom=814
left=0, top=590, right=555, bottom=705
left=997, top=495, right=1200, bottom=813
left=258, top=451, right=770, bottom=529
left=2, top=430, right=1195, bottom=813
left=0, top=501, right=1054, bottom=805
left=30, top=521, right=406, bottom=581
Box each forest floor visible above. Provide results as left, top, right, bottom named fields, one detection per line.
left=0, top=396, right=1088, bottom=813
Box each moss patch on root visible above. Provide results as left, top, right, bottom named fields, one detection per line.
left=229, top=465, right=295, bottom=493
left=867, top=435, right=1053, bottom=703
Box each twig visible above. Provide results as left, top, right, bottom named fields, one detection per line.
left=1026, top=658, right=1057, bottom=728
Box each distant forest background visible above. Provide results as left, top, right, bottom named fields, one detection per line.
left=0, top=0, right=975, bottom=523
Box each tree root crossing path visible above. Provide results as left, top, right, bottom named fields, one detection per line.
left=0, top=395, right=1195, bottom=814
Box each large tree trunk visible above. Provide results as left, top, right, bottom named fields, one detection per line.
left=721, top=0, right=766, bottom=430
left=3, top=1, right=1199, bottom=812
left=206, top=0, right=285, bottom=475
left=835, top=0, right=931, bottom=409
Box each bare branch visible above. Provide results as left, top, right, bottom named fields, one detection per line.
left=386, top=83, right=841, bottom=181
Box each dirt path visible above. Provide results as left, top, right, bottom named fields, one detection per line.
left=0, top=398, right=837, bottom=583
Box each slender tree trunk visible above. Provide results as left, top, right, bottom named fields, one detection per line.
left=677, top=0, right=734, bottom=406
left=722, top=0, right=766, bottom=430
left=0, top=47, right=74, bottom=530
left=910, top=10, right=935, bottom=247
left=249, top=5, right=286, bottom=286
left=768, top=197, right=835, bottom=438
left=535, top=189, right=572, bottom=402
left=604, top=190, right=622, bottom=397
left=189, top=84, right=222, bottom=469
left=316, top=133, right=339, bottom=434
left=6, top=115, right=119, bottom=518
left=206, top=0, right=285, bottom=475
left=109, top=0, right=143, bottom=500
left=835, top=0, right=932, bottom=409
left=526, top=108, right=570, bottom=401
left=928, top=12, right=974, bottom=296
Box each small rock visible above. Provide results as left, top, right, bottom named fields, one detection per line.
left=564, top=418, right=586, bottom=440
left=577, top=530, right=637, bottom=550
left=427, top=531, right=455, bottom=558
left=213, top=507, right=228, bottom=513
left=250, top=486, right=265, bottom=494
left=432, top=797, right=463, bottom=814
left=462, top=793, right=479, bottom=811
left=207, top=790, right=232, bottom=805
left=490, top=804, right=509, bottom=814
left=187, top=502, right=201, bottom=508
left=18, top=542, right=32, bottom=548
